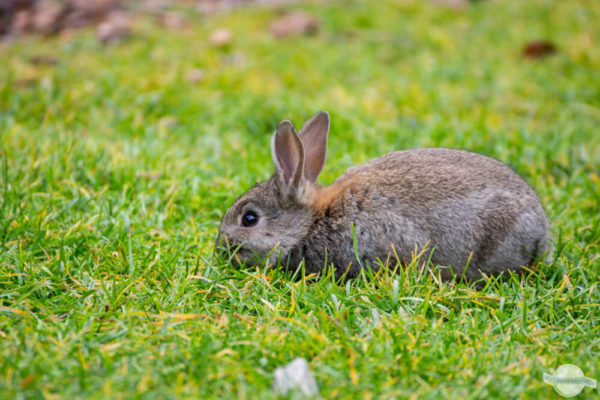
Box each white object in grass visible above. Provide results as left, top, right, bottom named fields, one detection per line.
left=273, top=358, right=319, bottom=397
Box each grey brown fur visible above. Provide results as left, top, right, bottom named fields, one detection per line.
left=216, top=111, right=550, bottom=280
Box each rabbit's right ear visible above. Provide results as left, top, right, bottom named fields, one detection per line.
left=272, top=120, right=305, bottom=200
left=298, top=111, right=329, bottom=183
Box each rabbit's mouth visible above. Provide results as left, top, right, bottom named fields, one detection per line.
left=217, top=239, right=264, bottom=267
left=215, top=233, right=281, bottom=268
left=229, top=244, right=282, bottom=268
left=230, top=247, right=260, bottom=267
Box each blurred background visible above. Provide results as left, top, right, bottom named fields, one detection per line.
left=2, top=0, right=599, bottom=210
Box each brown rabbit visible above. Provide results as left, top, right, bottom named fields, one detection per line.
left=216, top=111, right=550, bottom=280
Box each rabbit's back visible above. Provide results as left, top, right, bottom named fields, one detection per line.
left=337, top=148, right=534, bottom=199
left=308, top=148, right=549, bottom=279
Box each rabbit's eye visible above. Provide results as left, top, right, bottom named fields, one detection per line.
left=241, top=210, right=259, bottom=227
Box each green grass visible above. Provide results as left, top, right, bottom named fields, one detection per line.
left=1, top=0, right=599, bottom=398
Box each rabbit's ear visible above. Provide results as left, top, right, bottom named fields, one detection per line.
left=298, top=111, right=329, bottom=183
left=272, top=120, right=305, bottom=196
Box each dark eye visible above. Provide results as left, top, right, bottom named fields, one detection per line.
left=241, top=210, right=259, bottom=227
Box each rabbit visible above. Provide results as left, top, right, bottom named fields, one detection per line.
left=216, top=111, right=550, bottom=281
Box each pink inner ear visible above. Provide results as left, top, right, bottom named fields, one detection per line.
left=299, top=112, right=329, bottom=183
left=275, top=125, right=301, bottom=185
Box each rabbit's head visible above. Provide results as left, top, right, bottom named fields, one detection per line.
left=216, top=111, right=330, bottom=267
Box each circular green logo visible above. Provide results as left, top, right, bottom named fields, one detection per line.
left=543, top=364, right=597, bottom=397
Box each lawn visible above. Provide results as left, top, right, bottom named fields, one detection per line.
left=1, top=0, right=599, bottom=398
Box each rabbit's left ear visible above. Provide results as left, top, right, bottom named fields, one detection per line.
left=272, top=120, right=305, bottom=199
left=298, top=111, right=329, bottom=183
